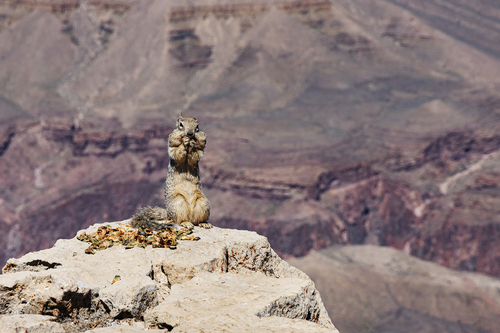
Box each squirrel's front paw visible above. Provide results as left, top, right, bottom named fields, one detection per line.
left=180, top=221, right=194, bottom=230
left=199, top=222, right=213, bottom=229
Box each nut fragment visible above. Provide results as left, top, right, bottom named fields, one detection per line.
left=77, top=225, right=199, bottom=254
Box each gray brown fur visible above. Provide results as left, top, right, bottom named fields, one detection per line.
left=131, top=114, right=211, bottom=230
left=130, top=206, right=177, bottom=231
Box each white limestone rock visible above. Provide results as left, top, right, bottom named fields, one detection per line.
left=1, top=221, right=338, bottom=333
left=0, top=314, right=65, bottom=333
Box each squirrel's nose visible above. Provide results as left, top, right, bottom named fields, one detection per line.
left=187, top=130, right=194, bottom=137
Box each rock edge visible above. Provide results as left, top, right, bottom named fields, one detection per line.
left=0, top=221, right=338, bottom=333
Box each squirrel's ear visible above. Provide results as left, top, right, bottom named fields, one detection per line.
left=193, top=117, right=197, bottom=121
left=178, top=112, right=183, bottom=120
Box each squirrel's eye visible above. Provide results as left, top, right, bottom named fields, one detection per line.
left=179, top=122, right=184, bottom=129
left=195, top=125, right=199, bottom=132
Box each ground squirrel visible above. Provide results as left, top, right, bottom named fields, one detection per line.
left=131, top=114, right=212, bottom=231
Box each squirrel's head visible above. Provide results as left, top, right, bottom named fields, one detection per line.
left=176, top=113, right=200, bottom=138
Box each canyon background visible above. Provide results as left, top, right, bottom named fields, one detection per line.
left=1, top=0, right=500, bottom=332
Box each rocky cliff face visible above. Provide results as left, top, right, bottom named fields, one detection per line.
left=1, top=0, right=500, bottom=282
left=0, top=222, right=336, bottom=333
left=288, top=245, right=500, bottom=333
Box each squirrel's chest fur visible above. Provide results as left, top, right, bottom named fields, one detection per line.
left=167, top=165, right=202, bottom=201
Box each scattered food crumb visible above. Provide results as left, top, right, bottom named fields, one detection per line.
left=77, top=225, right=198, bottom=254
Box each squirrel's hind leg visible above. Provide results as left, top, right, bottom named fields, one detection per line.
left=168, top=193, right=193, bottom=230
left=180, top=221, right=195, bottom=230
left=191, top=195, right=212, bottom=229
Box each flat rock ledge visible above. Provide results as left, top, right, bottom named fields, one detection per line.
left=0, top=221, right=338, bottom=333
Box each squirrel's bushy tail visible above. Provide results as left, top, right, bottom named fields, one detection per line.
left=130, top=206, right=175, bottom=231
